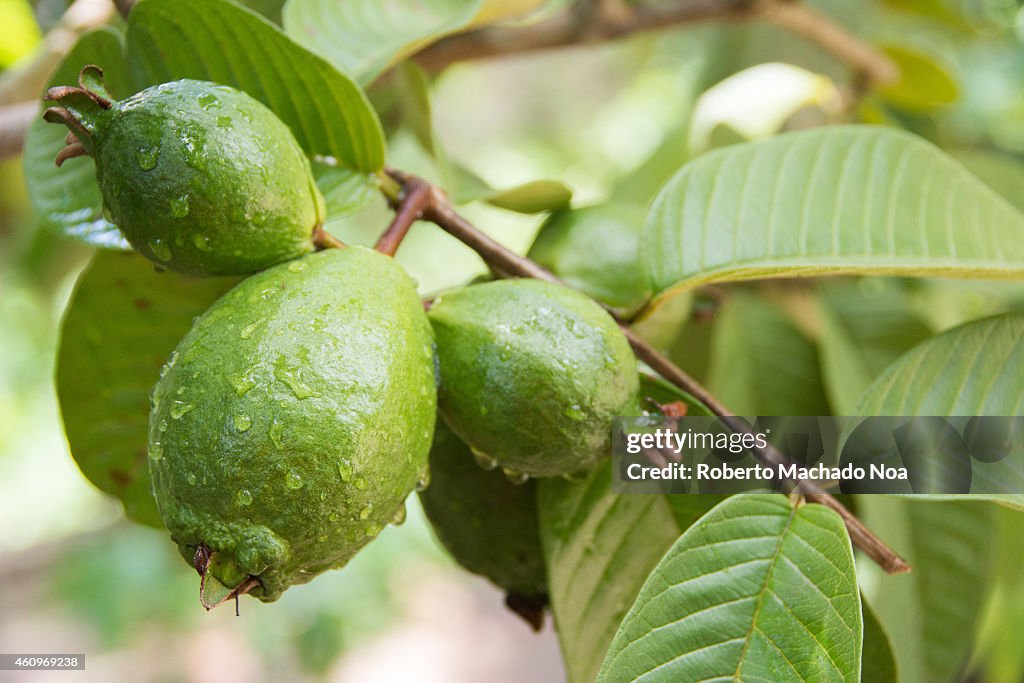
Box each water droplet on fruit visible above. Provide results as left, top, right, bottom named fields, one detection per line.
left=233, top=413, right=252, bottom=432
left=364, top=523, right=382, bottom=537
left=137, top=147, right=158, bottom=170
left=286, top=471, right=304, bottom=490
left=391, top=505, right=407, bottom=526
left=158, top=418, right=168, bottom=433
left=187, top=472, right=197, bottom=486
left=193, top=234, right=213, bottom=252
left=337, top=461, right=353, bottom=482
left=170, top=194, right=190, bottom=217
left=149, top=441, right=163, bottom=460
left=564, top=404, right=586, bottom=421
left=170, top=401, right=194, bottom=419
left=197, top=93, right=220, bottom=110
left=236, top=489, right=253, bottom=506
left=415, top=469, right=431, bottom=492
left=328, top=512, right=339, bottom=522
left=471, top=448, right=498, bottom=470
left=288, top=260, right=306, bottom=273
left=240, top=318, right=266, bottom=339
left=230, top=367, right=259, bottom=397
left=359, top=504, right=373, bottom=520
left=502, top=468, right=530, bottom=485
left=148, top=239, right=172, bottom=263
left=274, top=356, right=321, bottom=399
left=479, top=405, right=489, bottom=416
left=354, top=477, right=367, bottom=490
left=269, top=419, right=285, bottom=449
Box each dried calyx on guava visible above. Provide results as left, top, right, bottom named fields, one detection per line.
left=149, top=247, right=436, bottom=606
left=419, top=421, right=548, bottom=629
left=429, top=279, right=639, bottom=479
left=43, top=66, right=324, bottom=275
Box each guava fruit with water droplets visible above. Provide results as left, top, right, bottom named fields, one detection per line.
left=419, top=421, right=547, bottom=625
left=428, top=279, right=639, bottom=478
left=43, top=68, right=324, bottom=275
left=148, top=247, right=436, bottom=603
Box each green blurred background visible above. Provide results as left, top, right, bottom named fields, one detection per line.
left=2, top=0, right=1024, bottom=680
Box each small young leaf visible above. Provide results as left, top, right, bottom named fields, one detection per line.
left=57, top=251, right=238, bottom=527
left=643, top=127, right=1024, bottom=308
left=879, top=45, right=959, bottom=112
left=597, top=495, right=862, bottom=683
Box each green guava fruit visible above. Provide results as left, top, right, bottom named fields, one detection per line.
left=528, top=204, right=651, bottom=316
left=428, top=279, right=639, bottom=478
left=419, top=421, right=547, bottom=625
left=43, top=67, right=324, bottom=275
left=148, top=247, right=436, bottom=604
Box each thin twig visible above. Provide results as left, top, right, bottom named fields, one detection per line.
left=414, top=0, right=898, bottom=86
left=386, top=169, right=911, bottom=575
left=312, top=225, right=347, bottom=250
left=375, top=173, right=433, bottom=256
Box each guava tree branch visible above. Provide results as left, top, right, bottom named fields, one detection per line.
left=382, top=168, right=911, bottom=575
left=414, top=0, right=897, bottom=86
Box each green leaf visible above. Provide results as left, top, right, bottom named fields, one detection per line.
left=879, top=45, right=959, bottom=112
left=538, top=461, right=724, bottom=683
left=953, top=150, right=1024, bottom=213
left=311, top=161, right=381, bottom=218
left=597, top=495, right=862, bottom=683
left=859, top=497, right=996, bottom=682
left=475, top=180, right=572, bottom=214
left=22, top=28, right=130, bottom=248
left=862, top=595, right=900, bottom=683
left=856, top=312, right=1024, bottom=415
left=57, top=251, right=238, bottom=527
left=643, top=127, right=1024, bottom=307
left=816, top=282, right=933, bottom=414
left=126, top=0, right=385, bottom=172
left=706, top=293, right=830, bottom=415
left=283, top=0, right=547, bottom=84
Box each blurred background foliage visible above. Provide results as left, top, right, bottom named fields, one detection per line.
left=1, top=0, right=1024, bottom=680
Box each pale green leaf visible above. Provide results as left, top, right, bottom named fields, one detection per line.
left=706, top=293, right=830, bottom=415
left=862, top=595, right=900, bottom=683
left=643, top=127, right=1024, bottom=307
left=538, top=460, right=723, bottom=683
left=597, top=495, right=862, bottom=683
left=816, top=282, right=932, bottom=414
left=57, top=251, right=238, bottom=527
left=284, top=0, right=546, bottom=84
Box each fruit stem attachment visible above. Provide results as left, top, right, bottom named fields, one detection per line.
left=379, top=168, right=911, bottom=576
left=312, top=225, right=347, bottom=250
left=42, top=65, right=115, bottom=163
left=374, top=169, right=433, bottom=256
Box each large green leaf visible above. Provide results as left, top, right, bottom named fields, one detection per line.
left=127, top=0, right=384, bottom=172
left=706, top=293, right=830, bottom=415
left=856, top=312, right=1024, bottom=416
left=538, top=460, right=723, bottom=683
left=878, top=45, right=959, bottom=112
left=283, top=0, right=546, bottom=84
left=22, top=28, right=130, bottom=248
left=57, top=251, right=238, bottom=526
left=859, top=497, right=996, bottom=683
left=597, top=495, right=862, bottom=683
left=643, top=127, right=1024, bottom=306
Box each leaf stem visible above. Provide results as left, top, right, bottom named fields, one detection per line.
left=374, top=171, right=433, bottom=256
left=384, top=168, right=911, bottom=575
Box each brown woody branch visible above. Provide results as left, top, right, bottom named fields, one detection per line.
left=414, top=0, right=897, bottom=86
left=383, top=168, right=910, bottom=575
